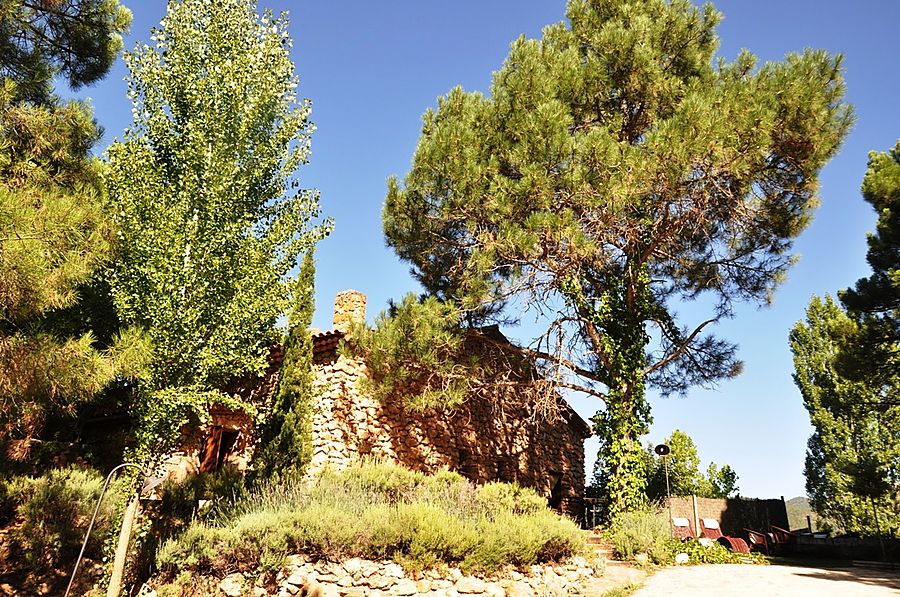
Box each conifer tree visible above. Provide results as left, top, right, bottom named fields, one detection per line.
left=383, top=0, right=851, bottom=515
left=839, top=141, right=900, bottom=401
left=0, top=2, right=139, bottom=449
left=0, top=0, right=131, bottom=103
left=252, top=251, right=317, bottom=481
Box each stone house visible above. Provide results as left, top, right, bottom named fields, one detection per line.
left=307, top=290, right=591, bottom=519
left=165, top=289, right=591, bottom=520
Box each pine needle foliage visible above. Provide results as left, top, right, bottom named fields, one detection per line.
left=0, top=18, right=146, bottom=448
left=383, top=0, right=852, bottom=516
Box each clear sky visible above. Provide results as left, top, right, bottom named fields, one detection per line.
left=76, top=0, right=900, bottom=500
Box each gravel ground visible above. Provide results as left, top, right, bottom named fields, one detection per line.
left=630, top=563, right=900, bottom=596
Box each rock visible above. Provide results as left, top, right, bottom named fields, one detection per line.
left=286, top=570, right=309, bottom=586
left=365, top=574, right=394, bottom=590
left=252, top=589, right=268, bottom=597
left=455, top=576, right=487, bottom=594
left=391, top=579, right=418, bottom=595
left=219, top=573, right=244, bottom=597
left=337, top=576, right=354, bottom=587
left=415, top=579, right=432, bottom=593
left=383, top=563, right=406, bottom=579
left=504, top=581, right=533, bottom=597
left=675, top=552, right=689, bottom=564
left=339, top=589, right=367, bottom=597
left=634, top=553, right=649, bottom=564
left=448, top=568, right=463, bottom=582
left=484, top=585, right=505, bottom=597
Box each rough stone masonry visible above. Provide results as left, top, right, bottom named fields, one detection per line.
left=307, top=290, right=590, bottom=519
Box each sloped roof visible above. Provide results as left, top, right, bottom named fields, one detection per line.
left=310, top=325, right=592, bottom=438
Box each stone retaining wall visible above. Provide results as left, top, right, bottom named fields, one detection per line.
left=213, top=555, right=599, bottom=597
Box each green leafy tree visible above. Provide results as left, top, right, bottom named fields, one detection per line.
left=383, top=0, right=851, bottom=515
left=0, top=1, right=142, bottom=449
left=839, top=141, right=900, bottom=407
left=252, top=251, right=317, bottom=481
left=642, top=429, right=738, bottom=500
left=0, top=0, right=132, bottom=103
left=790, top=295, right=899, bottom=534
left=107, top=0, right=331, bottom=456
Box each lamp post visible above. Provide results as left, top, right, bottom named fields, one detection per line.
left=655, top=444, right=673, bottom=536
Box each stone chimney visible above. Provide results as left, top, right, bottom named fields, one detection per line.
left=332, top=289, right=366, bottom=333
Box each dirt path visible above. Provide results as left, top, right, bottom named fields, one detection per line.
left=629, top=563, right=900, bottom=596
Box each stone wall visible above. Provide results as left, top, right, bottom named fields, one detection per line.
left=666, top=496, right=789, bottom=537
left=308, top=349, right=589, bottom=519
left=210, top=554, right=599, bottom=597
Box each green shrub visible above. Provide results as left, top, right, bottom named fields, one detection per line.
left=156, top=461, right=584, bottom=576
left=606, top=509, right=676, bottom=564
left=2, top=466, right=129, bottom=572
left=674, top=539, right=768, bottom=565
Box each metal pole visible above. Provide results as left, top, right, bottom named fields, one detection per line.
left=664, top=455, right=674, bottom=537
left=64, top=463, right=145, bottom=597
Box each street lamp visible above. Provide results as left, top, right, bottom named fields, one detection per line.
left=655, top=443, right=673, bottom=535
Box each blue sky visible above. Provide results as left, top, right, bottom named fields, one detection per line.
left=78, top=0, right=900, bottom=500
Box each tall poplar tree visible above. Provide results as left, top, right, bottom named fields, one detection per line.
left=383, top=0, right=851, bottom=515
left=107, top=0, right=331, bottom=456
left=790, top=296, right=898, bottom=534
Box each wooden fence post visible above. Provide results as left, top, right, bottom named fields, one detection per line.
left=106, top=495, right=140, bottom=597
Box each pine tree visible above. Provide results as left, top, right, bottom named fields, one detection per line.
left=0, top=0, right=131, bottom=103
left=0, top=2, right=139, bottom=449
left=839, top=141, right=900, bottom=402
left=383, top=0, right=851, bottom=515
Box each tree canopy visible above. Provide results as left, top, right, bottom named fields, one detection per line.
left=790, top=295, right=899, bottom=534
left=839, top=141, right=900, bottom=403
left=0, top=0, right=132, bottom=103
left=383, top=0, right=851, bottom=515
left=643, top=429, right=739, bottom=501
left=0, top=2, right=140, bottom=451
left=106, top=0, right=331, bottom=456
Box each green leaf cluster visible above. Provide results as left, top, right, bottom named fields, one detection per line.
left=790, top=296, right=899, bottom=534
left=383, top=0, right=850, bottom=517
left=106, top=0, right=332, bottom=455
left=643, top=429, right=739, bottom=500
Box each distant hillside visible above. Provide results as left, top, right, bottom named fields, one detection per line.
left=785, top=496, right=822, bottom=531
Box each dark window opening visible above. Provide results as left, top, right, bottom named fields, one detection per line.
left=199, top=426, right=239, bottom=473
left=548, top=472, right=563, bottom=510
